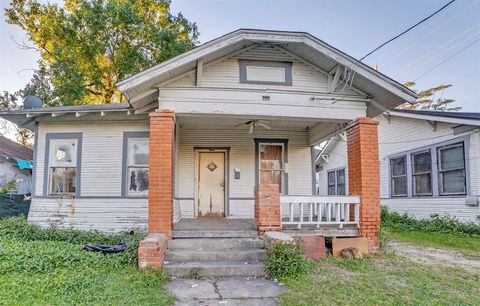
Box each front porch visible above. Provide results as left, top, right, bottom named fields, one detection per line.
left=145, top=109, right=380, bottom=260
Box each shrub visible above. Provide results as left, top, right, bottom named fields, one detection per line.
left=265, top=238, right=311, bottom=280
left=0, top=216, right=144, bottom=266
left=381, top=206, right=480, bottom=236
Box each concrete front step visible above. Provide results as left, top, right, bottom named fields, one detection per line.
left=168, top=238, right=265, bottom=250
left=165, top=248, right=267, bottom=262
left=163, top=261, right=265, bottom=277
left=172, top=229, right=258, bottom=238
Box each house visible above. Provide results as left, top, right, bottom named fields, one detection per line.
left=0, top=135, right=33, bottom=194
left=317, top=109, right=480, bottom=223
left=0, top=29, right=417, bottom=271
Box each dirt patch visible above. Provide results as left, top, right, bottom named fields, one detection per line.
left=389, top=240, right=480, bottom=272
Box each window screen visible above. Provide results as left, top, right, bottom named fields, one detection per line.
left=412, top=150, right=432, bottom=196
left=127, top=138, right=149, bottom=196
left=437, top=143, right=466, bottom=195
left=391, top=156, right=407, bottom=197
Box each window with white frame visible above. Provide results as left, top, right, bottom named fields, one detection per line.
left=437, top=142, right=466, bottom=195
left=126, top=138, right=149, bottom=196
left=48, top=139, right=78, bottom=194
left=390, top=156, right=407, bottom=197
left=412, top=150, right=432, bottom=196
left=327, top=168, right=346, bottom=196
left=259, top=143, right=284, bottom=193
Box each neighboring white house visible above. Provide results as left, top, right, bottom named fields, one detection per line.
left=0, top=135, right=33, bottom=194
left=316, top=109, right=480, bottom=223
left=0, top=29, right=417, bottom=236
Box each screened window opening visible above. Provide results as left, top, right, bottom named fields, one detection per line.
left=438, top=143, right=466, bottom=195
left=391, top=156, right=407, bottom=197
left=327, top=169, right=346, bottom=196
left=49, top=139, right=77, bottom=194
left=259, top=143, right=284, bottom=193
left=412, top=150, right=432, bottom=196
left=127, top=138, right=149, bottom=196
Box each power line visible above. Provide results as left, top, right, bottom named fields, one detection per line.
left=360, top=0, right=457, bottom=61
left=414, top=37, right=480, bottom=81
left=380, top=1, right=479, bottom=67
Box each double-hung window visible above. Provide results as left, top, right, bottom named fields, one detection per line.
left=390, top=156, right=407, bottom=197
left=259, top=143, right=285, bottom=193
left=327, top=168, right=346, bottom=195
left=437, top=142, right=466, bottom=195
left=412, top=150, right=432, bottom=196
left=126, top=137, right=149, bottom=196
left=47, top=137, right=80, bottom=195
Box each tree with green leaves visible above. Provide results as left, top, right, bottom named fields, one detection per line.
left=397, top=82, right=462, bottom=111
left=5, top=0, right=198, bottom=105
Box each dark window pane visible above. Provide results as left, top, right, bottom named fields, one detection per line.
left=441, top=169, right=465, bottom=194
left=337, top=169, right=345, bottom=185
left=391, top=157, right=406, bottom=176
left=440, top=145, right=464, bottom=170
left=337, top=184, right=345, bottom=195
left=328, top=171, right=335, bottom=185
left=51, top=167, right=76, bottom=194
left=413, top=151, right=431, bottom=173
left=392, top=176, right=407, bottom=196
left=414, top=174, right=432, bottom=195
left=328, top=186, right=336, bottom=195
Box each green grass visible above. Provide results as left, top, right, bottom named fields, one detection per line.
left=385, top=230, right=480, bottom=259
left=0, top=217, right=174, bottom=306
left=280, top=254, right=480, bottom=306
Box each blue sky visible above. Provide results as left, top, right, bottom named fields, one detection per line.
left=1, top=0, right=479, bottom=111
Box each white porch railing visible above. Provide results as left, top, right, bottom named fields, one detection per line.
left=280, top=196, right=360, bottom=229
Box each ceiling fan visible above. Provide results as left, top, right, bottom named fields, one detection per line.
left=235, top=120, right=272, bottom=134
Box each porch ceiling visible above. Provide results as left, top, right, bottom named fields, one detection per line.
left=176, top=114, right=344, bottom=131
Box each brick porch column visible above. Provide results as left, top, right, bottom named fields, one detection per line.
left=148, top=109, right=175, bottom=237
left=346, top=117, right=380, bottom=251
left=254, top=184, right=281, bottom=236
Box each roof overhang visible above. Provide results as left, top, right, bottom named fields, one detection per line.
left=389, top=110, right=480, bottom=126
left=117, top=29, right=418, bottom=117
left=0, top=103, right=141, bottom=131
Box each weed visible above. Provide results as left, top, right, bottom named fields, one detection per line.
left=265, top=238, right=311, bottom=280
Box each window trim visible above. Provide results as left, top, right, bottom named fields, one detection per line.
left=437, top=142, right=466, bottom=196
left=388, top=135, right=470, bottom=198
left=254, top=138, right=289, bottom=195
left=43, top=133, right=82, bottom=197
left=239, top=60, right=293, bottom=86
left=122, top=132, right=149, bottom=198
left=411, top=149, right=433, bottom=197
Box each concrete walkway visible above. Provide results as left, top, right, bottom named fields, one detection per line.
left=166, top=277, right=286, bottom=306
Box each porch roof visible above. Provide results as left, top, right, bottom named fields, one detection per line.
left=117, top=29, right=417, bottom=117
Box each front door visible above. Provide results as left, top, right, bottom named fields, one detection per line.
left=198, top=152, right=225, bottom=217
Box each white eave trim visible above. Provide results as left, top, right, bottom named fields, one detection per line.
left=116, top=29, right=418, bottom=102
left=389, top=111, right=480, bottom=126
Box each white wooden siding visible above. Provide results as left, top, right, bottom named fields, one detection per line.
left=35, top=122, right=149, bottom=197
left=28, top=197, right=147, bottom=233
left=317, top=115, right=480, bottom=222
left=176, top=128, right=313, bottom=219
left=31, top=121, right=149, bottom=232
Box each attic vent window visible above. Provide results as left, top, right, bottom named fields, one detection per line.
left=239, top=60, right=292, bottom=85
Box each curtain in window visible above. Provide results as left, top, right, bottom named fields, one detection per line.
left=260, top=144, right=283, bottom=193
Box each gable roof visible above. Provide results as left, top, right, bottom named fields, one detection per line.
left=0, top=135, right=33, bottom=161
left=389, top=109, right=480, bottom=126
left=117, top=29, right=417, bottom=116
